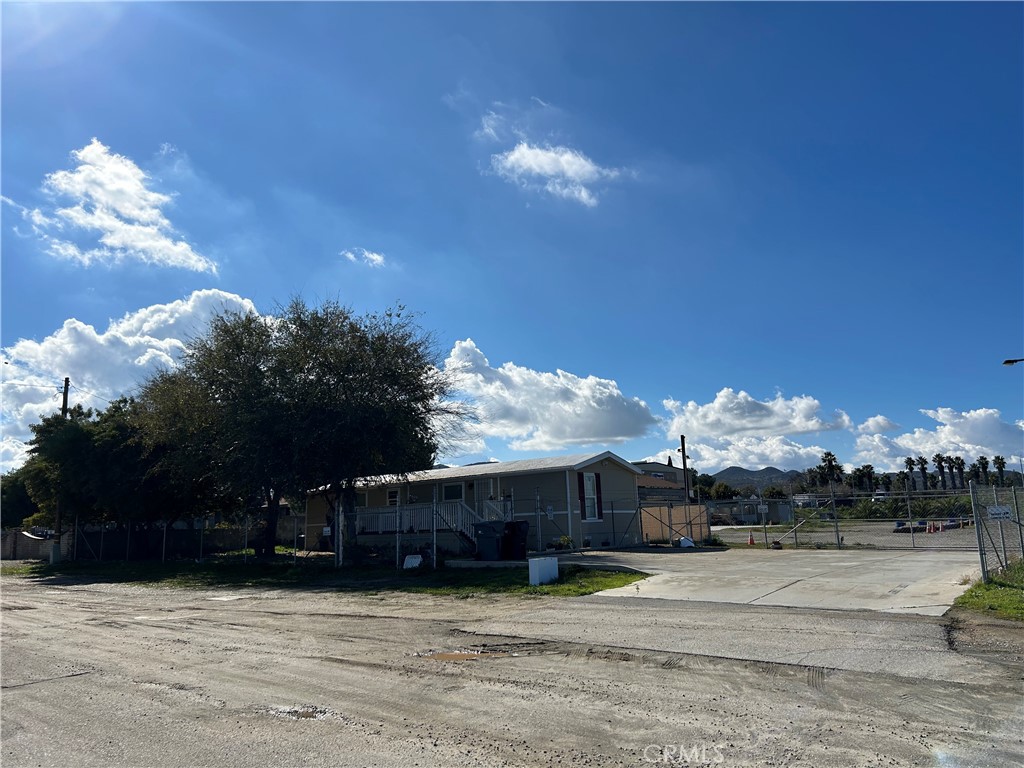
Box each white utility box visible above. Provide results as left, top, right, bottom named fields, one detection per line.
left=528, top=556, right=559, bottom=586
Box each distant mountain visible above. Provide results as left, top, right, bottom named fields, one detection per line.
left=711, top=466, right=803, bottom=488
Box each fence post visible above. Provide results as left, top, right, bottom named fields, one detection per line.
left=994, top=486, right=1008, bottom=566
left=830, top=481, right=841, bottom=548
left=73, top=514, right=79, bottom=561
left=970, top=482, right=988, bottom=582
left=906, top=489, right=916, bottom=549
left=161, top=520, right=168, bottom=564
left=1014, top=486, right=1024, bottom=557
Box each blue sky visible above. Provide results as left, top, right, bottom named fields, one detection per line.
left=2, top=2, right=1022, bottom=477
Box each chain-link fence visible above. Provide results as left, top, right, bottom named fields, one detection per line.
left=638, top=504, right=710, bottom=545
left=65, top=513, right=311, bottom=563
left=712, top=491, right=988, bottom=550
left=969, top=484, right=1024, bottom=581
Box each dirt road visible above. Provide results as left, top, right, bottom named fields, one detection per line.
left=2, top=574, right=1021, bottom=767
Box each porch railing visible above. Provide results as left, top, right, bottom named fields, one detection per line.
left=354, top=501, right=484, bottom=544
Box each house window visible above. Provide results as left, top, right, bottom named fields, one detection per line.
left=442, top=483, right=463, bottom=502
left=355, top=492, right=367, bottom=508
left=577, top=472, right=603, bottom=520
left=387, top=489, right=399, bottom=506
left=583, top=473, right=598, bottom=519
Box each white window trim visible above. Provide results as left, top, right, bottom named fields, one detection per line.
left=442, top=482, right=464, bottom=503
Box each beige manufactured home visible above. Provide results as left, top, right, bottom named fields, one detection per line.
left=305, top=451, right=644, bottom=555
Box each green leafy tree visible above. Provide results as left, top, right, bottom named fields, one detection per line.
left=137, top=298, right=468, bottom=561
left=761, top=485, right=787, bottom=500
left=709, top=482, right=737, bottom=500
left=1, top=466, right=40, bottom=528
left=23, top=405, right=98, bottom=535
left=275, top=300, right=467, bottom=561
left=693, top=473, right=716, bottom=497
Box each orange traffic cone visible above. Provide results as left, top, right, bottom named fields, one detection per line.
left=748, top=530, right=755, bottom=546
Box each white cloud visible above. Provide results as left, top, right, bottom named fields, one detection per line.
left=852, top=407, right=1023, bottom=473
left=10, top=138, right=216, bottom=273
left=857, top=415, right=900, bottom=435
left=341, top=247, right=387, bottom=268
left=663, top=388, right=852, bottom=441
left=491, top=142, right=620, bottom=207
left=444, top=339, right=656, bottom=451
left=0, top=290, right=257, bottom=471
left=474, top=111, right=505, bottom=142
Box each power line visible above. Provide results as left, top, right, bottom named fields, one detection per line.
left=70, top=384, right=115, bottom=405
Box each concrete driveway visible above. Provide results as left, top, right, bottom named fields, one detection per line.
left=558, top=547, right=980, bottom=616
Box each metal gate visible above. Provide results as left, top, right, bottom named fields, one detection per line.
left=969, top=483, right=1024, bottom=581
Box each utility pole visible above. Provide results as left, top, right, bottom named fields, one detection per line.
left=51, top=377, right=70, bottom=564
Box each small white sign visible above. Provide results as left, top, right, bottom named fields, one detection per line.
left=546, top=505, right=554, bottom=520
left=987, top=506, right=1012, bottom=520
left=757, top=504, right=769, bottom=515
left=322, top=526, right=332, bottom=536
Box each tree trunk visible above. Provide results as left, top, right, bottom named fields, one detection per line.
left=342, top=482, right=358, bottom=549
left=260, top=491, right=280, bottom=559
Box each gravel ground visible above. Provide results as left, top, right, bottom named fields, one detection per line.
left=2, top=572, right=1022, bottom=768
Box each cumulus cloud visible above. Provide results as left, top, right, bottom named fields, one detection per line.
left=341, top=247, right=387, bottom=268
left=0, top=290, right=257, bottom=471
left=852, top=407, right=1023, bottom=473
left=491, top=142, right=620, bottom=207
left=444, top=338, right=656, bottom=451
left=857, top=415, right=900, bottom=435
left=7, top=138, right=216, bottom=273
left=663, top=388, right=852, bottom=441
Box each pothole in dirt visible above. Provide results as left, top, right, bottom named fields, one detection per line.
left=415, top=649, right=514, bottom=662
left=263, top=705, right=337, bottom=720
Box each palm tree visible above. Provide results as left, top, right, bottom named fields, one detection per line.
left=967, top=462, right=980, bottom=484
left=945, top=455, right=957, bottom=490
left=916, top=456, right=929, bottom=492
left=896, top=470, right=910, bottom=492
left=952, top=456, right=966, bottom=489
left=977, top=455, right=990, bottom=485
left=862, top=464, right=875, bottom=494
left=819, top=451, right=843, bottom=485
left=904, top=457, right=917, bottom=491
left=932, top=453, right=947, bottom=490
left=993, top=455, right=1007, bottom=486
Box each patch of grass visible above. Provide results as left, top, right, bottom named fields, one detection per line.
left=0, top=556, right=646, bottom=598
left=402, top=564, right=645, bottom=598
left=0, top=561, right=43, bottom=577
left=954, top=558, right=1024, bottom=621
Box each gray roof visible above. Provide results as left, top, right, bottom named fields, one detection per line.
left=367, top=451, right=641, bottom=487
